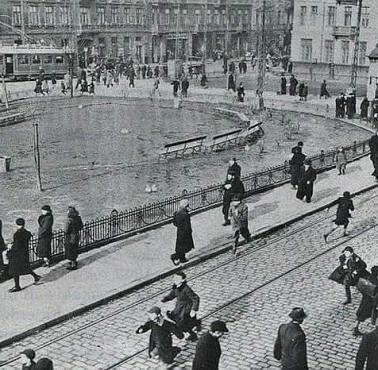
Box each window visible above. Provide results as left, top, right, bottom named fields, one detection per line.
left=59, top=6, right=70, bottom=26
left=55, top=56, right=64, bottom=64
left=344, top=6, right=352, bottom=26
left=277, top=10, right=281, bottom=25
left=341, top=40, right=350, bottom=64
left=32, top=55, right=41, bottom=64
left=324, top=40, right=334, bottom=63
left=45, top=6, right=54, bottom=26
left=301, top=38, right=312, bottom=62
left=43, top=55, right=53, bottom=64
left=182, top=9, right=187, bottom=25
left=359, top=42, right=367, bottom=65
left=207, top=9, right=212, bottom=24
left=97, top=7, right=105, bottom=25
left=195, top=9, right=201, bottom=25
left=327, top=6, right=336, bottom=26
left=361, top=7, right=369, bottom=28
left=111, top=7, right=120, bottom=24
left=80, top=7, right=90, bottom=25
left=222, top=9, right=226, bottom=26
left=111, top=37, right=118, bottom=57
left=300, top=6, right=306, bottom=25
left=17, top=55, right=29, bottom=65
left=28, top=6, right=40, bottom=26
left=136, top=8, right=143, bottom=24
left=12, top=5, right=21, bottom=26
left=164, top=9, right=170, bottom=25
left=214, top=9, right=219, bottom=25
left=243, top=10, right=249, bottom=24
left=124, top=8, right=130, bottom=24
left=311, top=6, right=318, bottom=16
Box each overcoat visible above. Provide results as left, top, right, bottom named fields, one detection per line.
left=136, top=319, right=183, bottom=364
left=334, top=197, right=354, bottom=226
left=37, top=213, right=54, bottom=259
left=296, top=166, right=317, bottom=200
left=162, top=282, right=199, bottom=330
left=173, top=208, right=194, bottom=255
left=64, top=211, right=83, bottom=261
left=274, top=322, right=308, bottom=370
left=369, top=135, right=378, bottom=176
left=355, top=327, right=378, bottom=370
left=339, top=253, right=368, bottom=286
left=8, top=228, right=33, bottom=277
left=192, top=332, right=222, bottom=370
left=356, top=275, right=378, bottom=322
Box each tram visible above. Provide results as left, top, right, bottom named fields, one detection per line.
left=0, top=45, right=75, bottom=80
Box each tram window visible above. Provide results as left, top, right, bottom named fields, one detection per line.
left=55, top=55, right=64, bottom=64
left=18, top=55, right=30, bottom=65
left=43, top=55, right=53, bottom=64
left=32, top=55, right=41, bottom=64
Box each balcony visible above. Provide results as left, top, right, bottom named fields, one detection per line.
left=332, top=26, right=356, bottom=39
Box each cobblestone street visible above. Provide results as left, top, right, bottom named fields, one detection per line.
left=1, top=187, right=378, bottom=369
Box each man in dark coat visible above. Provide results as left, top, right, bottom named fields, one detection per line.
left=289, top=74, right=298, bottom=96
left=347, top=94, right=355, bottom=119
left=0, top=219, right=6, bottom=276
left=171, top=79, right=180, bottom=97
left=161, top=271, right=201, bottom=341
left=281, top=76, right=287, bottom=95
left=20, top=348, right=37, bottom=370
left=192, top=320, right=229, bottom=370
left=290, top=142, right=305, bottom=189
left=136, top=306, right=183, bottom=366
left=228, top=73, right=235, bottom=92
left=237, top=82, right=245, bottom=102
left=296, top=160, right=317, bottom=203
left=320, top=80, right=330, bottom=99
left=37, top=205, right=54, bottom=267
left=8, top=218, right=40, bottom=292
left=324, top=191, right=354, bottom=242
left=355, top=325, right=378, bottom=370
left=360, top=97, right=369, bottom=120
left=368, top=131, right=378, bottom=181
left=274, top=307, right=308, bottom=370
left=227, top=158, right=241, bottom=179
left=222, top=173, right=235, bottom=226
left=353, top=266, right=378, bottom=337
left=64, top=206, right=83, bottom=270
left=181, top=77, right=189, bottom=98
left=171, top=199, right=194, bottom=265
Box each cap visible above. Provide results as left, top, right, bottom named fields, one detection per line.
left=210, top=320, right=229, bottom=333
left=298, top=141, right=303, bottom=146
left=179, top=199, right=189, bottom=209
left=41, top=205, right=51, bottom=212
left=148, top=306, right=161, bottom=315
left=21, top=349, right=36, bottom=360
left=16, top=218, right=25, bottom=226
left=289, top=307, right=307, bottom=321
left=35, top=358, right=54, bottom=370
left=371, top=266, right=378, bottom=276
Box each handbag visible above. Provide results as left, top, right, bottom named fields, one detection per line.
left=357, top=277, right=378, bottom=298
left=328, top=265, right=346, bottom=285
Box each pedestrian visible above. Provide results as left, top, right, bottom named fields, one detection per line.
left=80, top=79, right=88, bottom=94
left=181, top=77, right=189, bottom=98
left=320, top=80, right=330, bottom=99
left=37, top=205, right=54, bottom=267
left=192, top=320, right=229, bottom=370
left=355, top=325, right=378, bottom=370
left=289, top=74, right=298, bottom=96
left=289, top=142, right=306, bottom=190
left=35, top=358, right=54, bottom=370
left=64, top=206, right=83, bottom=270
left=237, top=82, right=245, bottom=102
left=227, top=157, right=241, bottom=179
left=34, top=78, right=43, bottom=96
left=228, top=73, right=235, bottom=92
left=274, top=307, right=308, bottom=370
left=360, top=97, right=369, bottom=121
left=60, top=81, right=66, bottom=95
left=142, top=65, right=147, bottom=79
left=161, top=271, right=201, bottom=341
left=296, top=160, right=316, bottom=203
left=229, top=195, right=251, bottom=254
left=136, top=306, right=183, bottom=368
left=129, top=68, right=136, bottom=87
left=324, top=191, right=354, bottom=243
left=222, top=173, right=234, bottom=226
left=281, top=75, right=287, bottom=95
left=89, top=80, right=95, bottom=95
left=335, top=146, right=347, bottom=175
left=353, top=266, right=378, bottom=337
left=147, top=65, right=153, bottom=79
left=20, top=349, right=37, bottom=370
left=171, top=199, right=194, bottom=265
left=0, top=219, right=6, bottom=276
left=200, top=73, right=208, bottom=87
left=8, top=218, right=41, bottom=293
left=51, top=72, right=57, bottom=91
left=154, top=65, right=160, bottom=78
left=298, top=82, right=305, bottom=101
left=303, top=83, right=308, bottom=101
left=347, top=93, right=355, bottom=119
left=171, top=79, right=180, bottom=97
left=368, top=130, right=378, bottom=182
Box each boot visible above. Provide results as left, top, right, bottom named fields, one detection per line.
left=323, top=234, right=328, bottom=243
left=353, top=327, right=363, bottom=336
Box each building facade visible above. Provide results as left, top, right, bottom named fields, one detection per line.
left=291, top=0, right=378, bottom=81
left=0, top=0, right=292, bottom=65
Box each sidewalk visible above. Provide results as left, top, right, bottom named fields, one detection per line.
left=0, top=151, right=377, bottom=346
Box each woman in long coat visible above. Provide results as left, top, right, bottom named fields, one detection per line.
left=37, top=205, right=54, bottom=267
left=335, top=147, right=347, bottom=175
left=64, top=207, right=83, bottom=270
left=172, top=199, right=194, bottom=264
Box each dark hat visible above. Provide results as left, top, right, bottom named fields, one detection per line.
left=289, top=307, right=307, bottom=321
left=148, top=306, right=161, bottom=315
left=21, top=349, right=36, bottom=360
left=343, top=246, right=354, bottom=253
left=16, top=218, right=25, bottom=226
left=175, top=271, right=186, bottom=279
left=210, top=320, right=229, bottom=333
left=41, top=205, right=51, bottom=212
left=36, top=358, right=54, bottom=370
left=371, top=266, right=378, bottom=276
left=298, top=141, right=304, bottom=146
left=343, top=191, right=351, bottom=199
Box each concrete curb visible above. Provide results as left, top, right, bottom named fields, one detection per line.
left=1, top=169, right=377, bottom=349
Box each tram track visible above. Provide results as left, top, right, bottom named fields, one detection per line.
left=1, top=191, right=377, bottom=368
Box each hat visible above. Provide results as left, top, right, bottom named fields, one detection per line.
left=298, top=141, right=303, bottom=146
left=289, top=307, right=307, bottom=321
left=343, top=246, right=354, bottom=253
left=41, top=205, right=51, bottom=212
left=343, top=191, right=351, bottom=199
left=148, top=306, right=161, bottom=315
left=21, top=349, right=36, bottom=360
left=16, top=218, right=25, bottom=226
left=175, top=271, right=186, bottom=279
left=36, top=358, right=54, bottom=370
left=210, top=320, right=229, bottom=333
left=304, top=159, right=311, bottom=165
left=371, top=266, right=378, bottom=276
left=179, top=199, right=189, bottom=209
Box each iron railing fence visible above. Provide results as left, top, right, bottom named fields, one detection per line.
left=27, top=139, right=370, bottom=264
